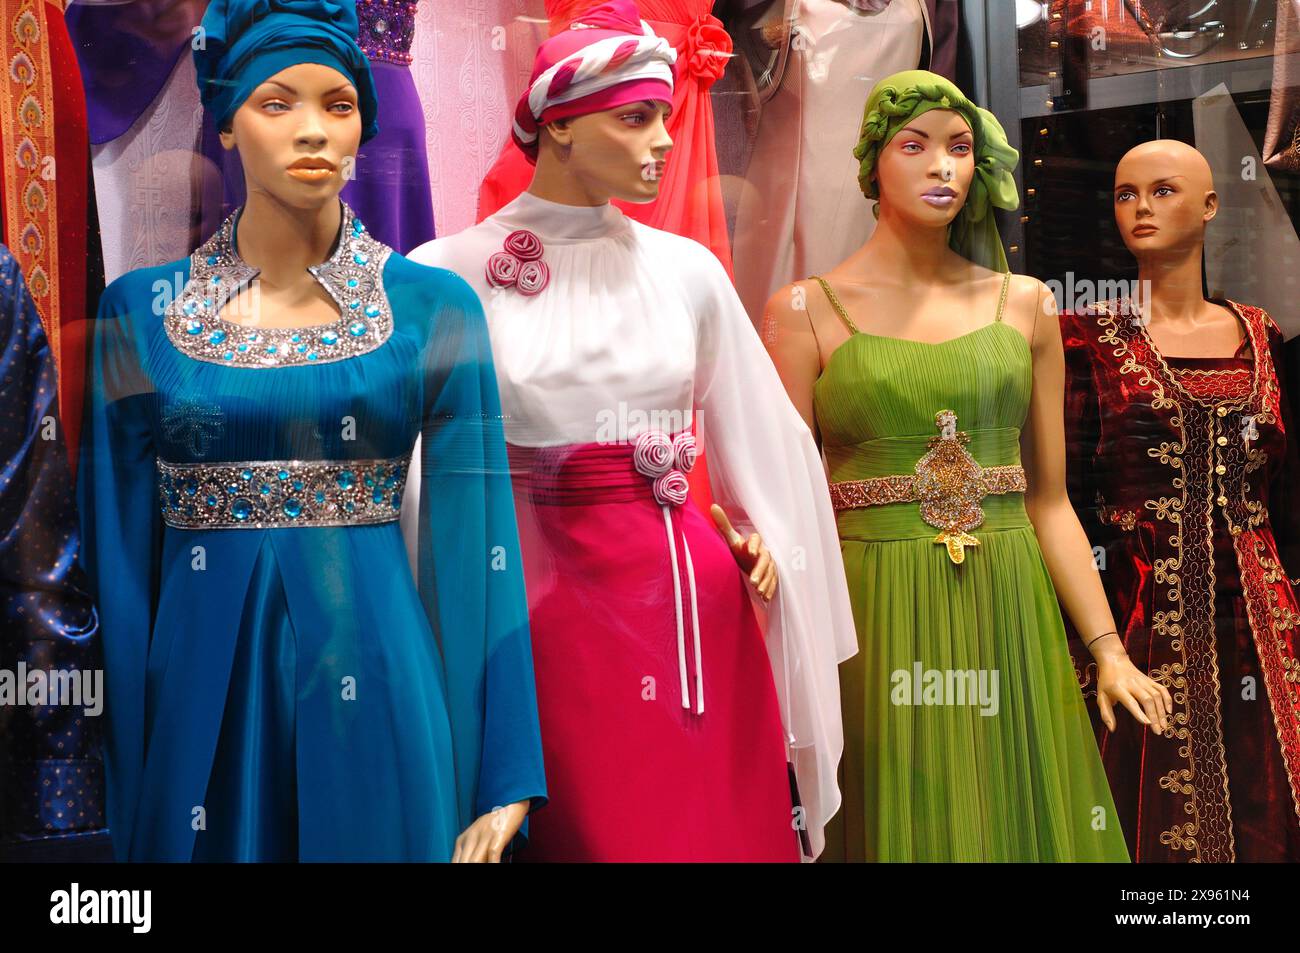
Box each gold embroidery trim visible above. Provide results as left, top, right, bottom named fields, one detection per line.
left=828, top=410, right=1027, bottom=565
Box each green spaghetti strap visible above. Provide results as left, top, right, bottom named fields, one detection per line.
left=810, top=275, right=861, bottom=336
left=994, top=272, right=1011, bottom=323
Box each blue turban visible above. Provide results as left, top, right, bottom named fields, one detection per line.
left=194, top=0, right=379, bottom=142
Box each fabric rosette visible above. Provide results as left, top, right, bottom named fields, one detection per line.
left=485, top=228, right=550, bottom=295
left=517, top=260, right=550, bottom=296
left=632, top=428, right=674, bottom=477
left=671, top=430, right=697, bottom=474
left=652, top=470, right=690, bottom=507
left=485, top=251, right=521, bottom=288
left=503, top=229, right=544, bottom=261
left=681, top=14, right=731, bottom=86
left=634, top=429, right=696, bottom=506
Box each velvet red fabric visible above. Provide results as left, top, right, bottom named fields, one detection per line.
left=1062, top=301, right=1300, bottom=862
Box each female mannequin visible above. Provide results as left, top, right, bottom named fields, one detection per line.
left=1062, top=139, right=1300, bottom=862
left=77, top=0, right=545, bottom=862
left=410, top=0, right=855, bottom=861
left=766, top=70, right=1167, bottom=861
left=476, top=0, right=735, bottom=275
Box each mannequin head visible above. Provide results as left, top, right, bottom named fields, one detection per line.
left=219, top=62, right=361, bottom=211
left=853, top=70, right=1019, bottom=271
left=873, top=107, right=976, bottom=231
left=512, top=1, right=677, bottom=205
left=195, top=0, right=379, bottom=213
left=537, top=99, right=674, bottom=203
left=1113, top=139, right=1217, bottom=262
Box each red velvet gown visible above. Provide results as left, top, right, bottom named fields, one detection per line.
left=1062, top=299, right=1300, bottom=862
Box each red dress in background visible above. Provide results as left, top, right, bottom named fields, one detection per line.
left=476, top=0, right=734, bottom=277
left=1062, top=300, right=1300, bottom=862
left=0, top=0, right=91, bottom=470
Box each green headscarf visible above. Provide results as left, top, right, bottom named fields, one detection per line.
left=853, top=69, right=1019, bottom=273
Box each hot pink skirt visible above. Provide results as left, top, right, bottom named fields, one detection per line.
left=509, top=442, right=798, bottom=862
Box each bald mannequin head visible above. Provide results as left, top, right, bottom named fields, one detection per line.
left=1113, top=139, right=1218, bottom=261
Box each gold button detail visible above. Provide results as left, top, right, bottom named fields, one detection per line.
left=1217, top=495, right=1229, bottom=506
left=1215, top=464, right=1227, bottom=475
left=1217, top=436, right=1228, bottom=446
left=1216, top=406, right=1228, bottom=417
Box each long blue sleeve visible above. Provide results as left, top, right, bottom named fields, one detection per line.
left=0, top=246, right=109, bottom=857
left=411, top=270, right=546, bottom=838
left=75, top=268, right=163, bottom=862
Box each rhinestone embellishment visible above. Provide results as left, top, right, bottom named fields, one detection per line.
left=828, top=409, right=1028, bottom=565
left=157, top=456, right=409, bottom=529
left=163, top=203, right=393, bottom=368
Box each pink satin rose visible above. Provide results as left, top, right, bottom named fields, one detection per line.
left=485, top=251, right=520, bottom=288
left=633, top=429, right=674, bottom=478
left=516, top=259, right=550, bottom=296
left=503, top=228, right=545, bottom=262
left=652, top=469, right=690, bottom=507
left=671, top=430, right=697, bottom=474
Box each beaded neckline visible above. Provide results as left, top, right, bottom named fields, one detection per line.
left=163, top=202, right=393, bottom=368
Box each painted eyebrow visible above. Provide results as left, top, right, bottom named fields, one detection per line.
left=258, top=81, right=356, bottom=96
left=634, top=99, right=672, bottom=116
left=1113, top=175, right=1184, bottom=192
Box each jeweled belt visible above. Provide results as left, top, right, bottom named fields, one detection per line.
left=157, top=456, right=408, bottom=529
left=829, top=410, right=1027, bottom=564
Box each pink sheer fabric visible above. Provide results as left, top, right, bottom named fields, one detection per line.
left=476, top=0, right=734, bottom=278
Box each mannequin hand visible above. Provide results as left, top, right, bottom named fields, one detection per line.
left=710, top=504, right=777, bottom=602
left=1093, top=644, right=1172, bottom=735
left=452, top=799, right=530, bottom=863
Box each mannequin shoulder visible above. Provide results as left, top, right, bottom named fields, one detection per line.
left=628, top=221, right=727, bottom=284
left=382, top=252, right=487, bottom=326
left=99, top=257, right=193, bottom=324
left=407, top=225, right=498, bottom=273
left=764, top=278, right=825, bottom=337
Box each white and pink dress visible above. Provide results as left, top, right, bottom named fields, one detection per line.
left=407, top=190, right=854, bottom=860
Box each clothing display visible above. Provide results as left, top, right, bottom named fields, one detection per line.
left=1063, top=300, right=1300, bottom=863
left=731, top=0, right=928, bottom=326
left=72, top=0, right=546, bottom=863
left=476, top=0, right=735, bottom=276
left=0, top=244, right=108, bottom=861
left=78, top=201, right=545, bottom=861
left=7, top=0, right=1298, bottom=876
left=409, top=189, right=856, bottom=860
left=814, top=276, right=1129, bottom=862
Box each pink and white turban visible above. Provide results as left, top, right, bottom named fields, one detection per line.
left=511, top=0, right=678, bottom=162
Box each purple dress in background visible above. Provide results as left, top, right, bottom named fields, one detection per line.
left=203, top=0, right=435, bottom=253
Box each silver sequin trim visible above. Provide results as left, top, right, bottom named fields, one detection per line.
left=157, top=456, right=408, bottom=529
left=163, top=202, right=394, bottom=367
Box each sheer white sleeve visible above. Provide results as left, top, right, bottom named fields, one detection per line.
left=688, top=244, right=858, bottom=860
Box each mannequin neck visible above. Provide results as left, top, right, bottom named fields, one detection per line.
left=233, top=190, right=343, bottom=286
left=526, top=147, right=615, bottom=208
left=857, top=200, right=960, bottom=283
left=1135, top=241, right=1207, bottom=324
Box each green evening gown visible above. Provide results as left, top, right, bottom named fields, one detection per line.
left=812, top=274, right=1129, bottom=862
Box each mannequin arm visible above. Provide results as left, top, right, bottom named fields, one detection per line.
left=1019, top=279, right=1171, bottom=734
left=761, top=281, right=822, bottom=440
